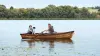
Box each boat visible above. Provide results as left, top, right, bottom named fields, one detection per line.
left=20, top=31, right=74, bottom=39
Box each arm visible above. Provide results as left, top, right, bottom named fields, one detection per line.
left=41, top=30, right=48, bottom=33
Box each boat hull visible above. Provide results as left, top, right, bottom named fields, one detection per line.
left=20, top=31, right=74, bottom=39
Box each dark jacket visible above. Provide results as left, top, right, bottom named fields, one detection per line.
left=48, top=26, right=54, bottom=34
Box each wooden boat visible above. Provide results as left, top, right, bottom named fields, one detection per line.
left=20, top=31, right=74, bottom=39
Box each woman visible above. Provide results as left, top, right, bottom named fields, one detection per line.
left=27, top=25, right=33, bottom=34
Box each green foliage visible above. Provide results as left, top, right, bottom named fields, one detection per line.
left=10, top=6, right=14, bottom=10
left=0, top=4, right=99, bottom=19
left=98, top=9, right=100, bottom=11
left=0, top=5, right=7, bottom=18
left=0, top=18, right=100, bottom=20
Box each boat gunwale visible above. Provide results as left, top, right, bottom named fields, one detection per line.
left=20, top=31, right=74, bottom=36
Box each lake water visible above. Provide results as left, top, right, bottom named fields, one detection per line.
left=0, top=20, right=100, bottom=56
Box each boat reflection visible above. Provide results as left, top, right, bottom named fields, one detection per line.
left=21, top=38, right=73, bottom=48
left=20, top=38, right=74, bottom=55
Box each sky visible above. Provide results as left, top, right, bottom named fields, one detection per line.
left=0, top=0, right=100, bottom=8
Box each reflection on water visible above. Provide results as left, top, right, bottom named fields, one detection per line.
left=21, top=39, right=73, bottom=48
left=20, top=39, right=74, bottom=56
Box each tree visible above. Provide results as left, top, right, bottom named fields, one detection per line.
left=0, top=5, right=7, bottom=18
left=0, top=4, right=98, bottom=19
left=98, top=9, right=100, bottom=11
left=10, top=6, right=14, bottom=10
left=80, top=7, right=90, bottom=18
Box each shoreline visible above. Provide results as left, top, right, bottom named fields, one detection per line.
left=0, top=18, right=100, bottom=20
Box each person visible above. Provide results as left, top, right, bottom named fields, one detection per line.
left=27, top=25, right=33, bottom=34
left=42, top=23, right=54, bottom=34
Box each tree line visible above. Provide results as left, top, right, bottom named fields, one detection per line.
left=0, top=4, right=99, bottom=19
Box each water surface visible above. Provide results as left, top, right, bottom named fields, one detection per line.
left=0, top=20, right=100, bottom=56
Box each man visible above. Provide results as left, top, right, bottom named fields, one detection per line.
left=42, top=23, right=54, bottom=34
left=48, top=24, right=54, bottom=34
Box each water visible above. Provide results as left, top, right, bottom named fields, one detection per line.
left=0, top=20, right=100, bottom=56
